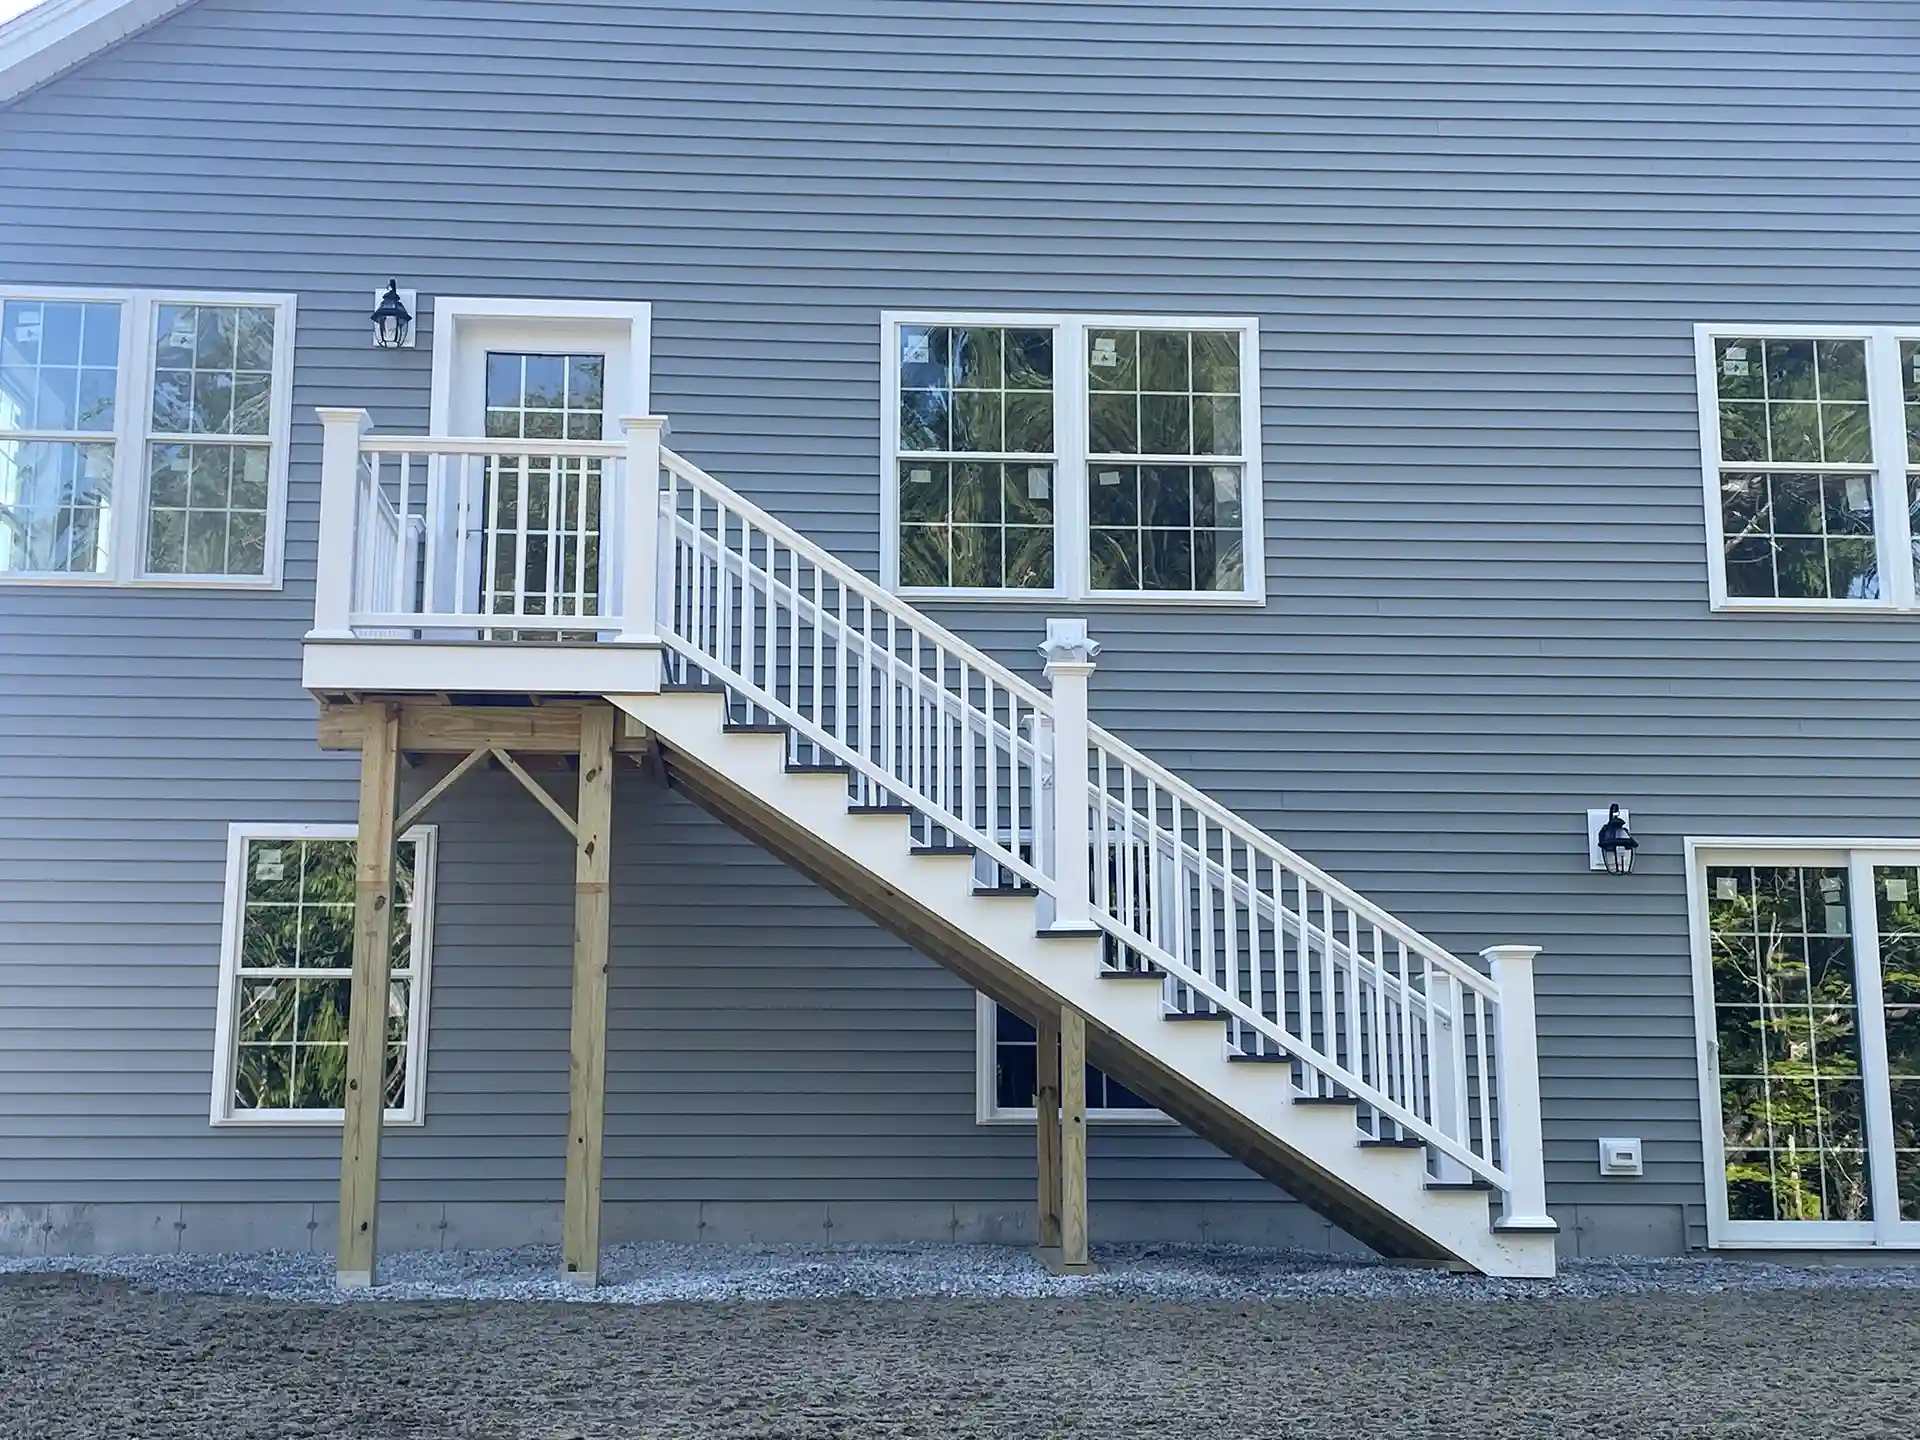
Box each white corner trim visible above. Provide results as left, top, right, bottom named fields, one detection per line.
left=0, top=0, right=198, bottom=105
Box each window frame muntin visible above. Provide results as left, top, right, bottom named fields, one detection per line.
left=972, top=994, right=1176, bottom=1126
left=0, top=284, right=297, bottom=589
left=882, top=309, right=1265, bottom=605
left=1693, top=322, right=1916, bottom=613
left=209, top=821, right=438, bottom=1128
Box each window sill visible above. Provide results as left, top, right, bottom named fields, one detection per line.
left=1712, top=598, right=1916, bottom=615
left=211, top=1111, right=423, bottom=1129
left=903, top=588, right=1265, bottom=610
left=978, top=1108, right=1177, bottom=1127
left=0, top=573, right=284, bottom=592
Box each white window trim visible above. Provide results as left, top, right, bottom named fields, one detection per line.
left=427, top=296, right=652, bottom=434
left=1685, top=834, right=1920, bottom=1250
left=0, top=283, right=298, bottom=589
left=881, top=309, right=1265, bottom=605
left=209, top=821, right=438, bottom=1128
left=1693, top=322, right=1919, bottom=613
left=973, top=994, right=1176, bottom=1126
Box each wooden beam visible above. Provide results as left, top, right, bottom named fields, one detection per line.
left=338, top=704, right=401, bottom=1289
left=490, top=747, right=580, bottom=839
left=1035, top=1012, right=1062, bottom=1251
left=318, top=702, right=649, bottom=755
left=561, top=704, right=616, bottom=1285
left=394, top=746, right=489, bottom=833
left=1059, top=1006, right=1091, bottom=1272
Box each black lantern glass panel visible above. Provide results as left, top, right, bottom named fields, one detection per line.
left=1597, top=803, right=1638, bottom=876
left=371, top=281, right=412, bottom=349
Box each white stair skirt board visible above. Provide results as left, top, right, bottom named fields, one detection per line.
left=613, top=689, right=1558, bottom=1281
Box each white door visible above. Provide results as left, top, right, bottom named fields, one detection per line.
left=431, top=309, right=644, bottom=627
left=1695, top=845, right=1920, bottom=1247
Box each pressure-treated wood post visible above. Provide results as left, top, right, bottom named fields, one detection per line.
left=563, top=704, right=616, bottom=1284
left=1039, top=619, right=1100, bottom=933
left=1035, top=1012, right=1062, bottom=1250
left=1482, top=944, right=1558, bottom=1236
left=1059, top=1006, right=1090, bottom=1271
left=311, top=407, right=372, bottom=640
left=338, top=702, right=400, bottom=1288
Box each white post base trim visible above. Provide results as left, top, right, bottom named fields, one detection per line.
left=335, top=1269, right=373, bottom=1290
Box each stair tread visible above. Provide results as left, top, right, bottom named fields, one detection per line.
left=1292, top=1093, right=1360, bottom=1106
left=847, top=803, right=912, bottom=815
left=1425, top=1179, right=1496, bottom=1192
left=786, top=761, right=851, bottom=775
left=1227, top=1050, right=1291, bottom=1063
left=974, top=884, right=1040, bottom=898
left=1163, top=1010, right=1232, bottom=1022
left=1359, top=1136, right=1428, bottom=1150
left=909, top=842, right=976, bottom=856
left=1099, top=967, right=1165, bottom=980
left=722, top=721, right=788, bottom=735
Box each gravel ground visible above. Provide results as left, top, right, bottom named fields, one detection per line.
left=4, top=1245, right=1919, bottom=1438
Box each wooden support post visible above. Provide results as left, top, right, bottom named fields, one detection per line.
left=562, top=704, right=616, bottom=1284
left=1058, top=1006, right=1091, bottom=1272
left=1035, top=1012, right=1062, bottom=1250
left=338, top=703, right=400, bottom=1288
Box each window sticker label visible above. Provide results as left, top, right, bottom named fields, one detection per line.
left=1721, top=346, right=1750, bottom=378
left=1027, top=467, right=1050, bottom=500
left=1715, top=875, right=1740, bottom=900
left=253, top=847, right=285, bottom=882
left=1098, top=469, right=1121, bottom=486
left=1886, top=877, right=1910, bottom=903
left=902, top=333, right=929, bottom=364
left=1845, top=476, right=1872, bottom=512
left=908, top=467, right=933, bottom=485
left=1091, top=337, right=1118, bottom=367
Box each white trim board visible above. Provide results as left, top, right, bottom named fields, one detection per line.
left=0, top=0, right=197, bottom=106
left=426, top=297, right=652, bottom=439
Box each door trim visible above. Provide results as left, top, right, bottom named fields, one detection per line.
left=1687, top=835, right=1920, bottom=1249
left=426, top=296, right=652, bottom=435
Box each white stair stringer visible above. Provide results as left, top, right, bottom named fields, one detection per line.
left=612, top=688, right=1557, bottom=1279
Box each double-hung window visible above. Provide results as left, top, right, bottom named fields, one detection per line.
left=1694, top=325, right=1920, bottom=610
left=210, top=824, right=436, bottom=1126
left=883, top=312, right=1263, bottom=601
left=0, top=287, right=295, bottom=586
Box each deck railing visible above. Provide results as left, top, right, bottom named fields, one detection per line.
left=309, top=405, right=1551, bottom=1226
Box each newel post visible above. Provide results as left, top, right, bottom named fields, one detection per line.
left=1039, top=618, right=1100, bottom=933
left=617, top=416, right=668, bottom=644
left=311, top=407, right=372, bottom=640
left=1481, top=943, right=1558, bottom=1234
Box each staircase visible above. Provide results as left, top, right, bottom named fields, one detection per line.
left=309, top=413, right=1559, bottom=1278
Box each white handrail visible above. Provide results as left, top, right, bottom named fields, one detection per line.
left=654, top=445, right=1518, bottom=1191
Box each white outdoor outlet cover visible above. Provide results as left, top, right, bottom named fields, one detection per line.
left=1597, top=1136, right=1643, bottom=1177
left=1586, top=806, right=1628, bottom=870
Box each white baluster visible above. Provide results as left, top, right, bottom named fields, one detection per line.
left=1429, top=971, right=1472, bottom=1183
left=1482, top=944, right=1556, bottom=1235
left=312, top=407, right=372, bottom=639
left=1039, top=619, right=1099, bottom=934
left=617, top=416, right=667, bottom=643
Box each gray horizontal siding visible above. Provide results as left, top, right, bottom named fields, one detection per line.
left=4, top=0, right=1919, bottom=1251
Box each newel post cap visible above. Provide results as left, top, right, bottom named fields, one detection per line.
left=1480, top=944, right=1544, bottom=971
left=619, top=414, right=670, bottom=436
left=1039, top=617, right=1102, bottom=667
left=315, top=406, right=374, bottom=432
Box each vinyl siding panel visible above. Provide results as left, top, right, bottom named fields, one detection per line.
left=4, top=0, right=1919, bottom=1250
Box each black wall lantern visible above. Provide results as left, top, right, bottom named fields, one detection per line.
left=1595, top=803, right=1639, bottom=876
left=370, top=280, right=414, bottom=349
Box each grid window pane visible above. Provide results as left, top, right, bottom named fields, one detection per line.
left=990, top=1004, right=1154, bottom=1114
left=1087, top=329, right=1245, bottom=592
left=1719, top=472, right=1878, bottom=601
left=481, top=352, right=607, bottom=624
left=1705, top=863, right=1872, bottom=1222
left=1873, top=866, right=1920, bottom=1219
left=0, top=439, right=113, bottom=574
left=143, top=442, right=270, bottom=577
left=230, top=835, right=422, bottom=1116
left=1, top=300, right=121, bottom=432
left=1713, top=336, right=1879, bottom=602
left=151, top=304, right=275, bottom=436
left=897, top=460, right=1052, bottom=589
